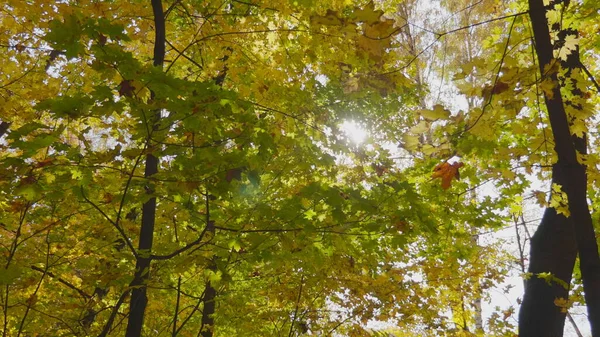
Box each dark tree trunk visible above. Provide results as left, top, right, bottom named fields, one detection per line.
left=197, top=46, right=232, bottom=337
left=521, top=0, right=600, bottom=336
left=199, top=196, right=216, bottom=337
left=199, top=262, right=217, bottom=337
left=519, top=207, right=577, bottom=337
left=125, top=0, right=165, bottom=336
left=0, top=121, right=10, bottom=138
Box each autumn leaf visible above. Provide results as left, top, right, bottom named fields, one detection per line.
left=310, top=10, right=343, bottom=26
left=431, top=162, right=464, bottom=190
left=226, top=167, right=244, bottom=182
left=419, top=104, right=451, bottom=121
left=118, top=79, right=135, bottom=97
left=491, top=81, right=509, bottom=95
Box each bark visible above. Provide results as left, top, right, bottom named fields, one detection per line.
left=199, top=264, right=216, bottom=337
left=0, top=121, right=9, bottom=138
left=199, top=196, right=216, bottom=337
left=519, top=207, right=577, bottom=337
left=520, top=0, right=600, bottom=336
left=125, top=0, right=165, bottom=336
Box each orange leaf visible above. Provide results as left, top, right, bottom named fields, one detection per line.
left=432, top=162, right=464, bottom=190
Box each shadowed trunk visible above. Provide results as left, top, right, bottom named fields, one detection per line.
left=125, top=0, right=165, bottom=336
left=199, top=195, right=216, bottom=337
left=520, top=0, right=600, bottom=336
left=0, top=121, right=9, bottom=138
left=519, top=207, right=577, bottom=337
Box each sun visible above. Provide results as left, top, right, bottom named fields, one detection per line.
left=340, top=120, right=367, bottom=145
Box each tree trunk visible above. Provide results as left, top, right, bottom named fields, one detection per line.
left=199, top=262, right=216, bottom=337
left=0, top=121, right=9, bottom=138
left=519, top=207, right=577, bottom=337
left=521, top=0, right=600, bottom=336
left=199, top=195, right=216, bottom=337
left=125, top=0, right=165, bottom=336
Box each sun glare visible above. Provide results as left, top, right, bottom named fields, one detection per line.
left=341, top=120, right=368, bottom=144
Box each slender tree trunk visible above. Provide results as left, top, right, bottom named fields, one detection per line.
left=199, top=195, right=216, bottom=337
left=199, top=263, right=216, bottom=337
left=520, top=1, right=600, bottom=336
left=125, top=1, right=165, bottom=336
left=471, top=236, right=484, bottom=334
left=196, top=45, right=232, bottom=337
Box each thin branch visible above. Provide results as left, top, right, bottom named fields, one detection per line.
left=165, top=39, right=204, bottom=72
left=437, top=11, right=528, bottom=38
left=30, top=265, right=90, bottom=299
left=464, top=15, right=518, bottom=133
left=567, top=311, right=584, bottom=337
left=164, top=0, right=182, bottom=19
left=246, top=101, right=325, bottom=134
left=363, top=24, right=407, bottom=40
left=383, top=11, right=528, bottom=75
left=580, top=62, right=600, bottom=93
left=175, top=297, right=204, bottom=335
left=0, top=61, right=40, bottom=90
left=150, top=225, right=209, bottom=260
left=115, top=148, right=146, bottom=250
left=97, top=289, right=131, bottom=337
left=288, top=274, right=305, bottom=337
left=17, top=232, right=51, bottom=337
left=80, top=186, right=138, bottom=257
left=172, top=277, right=182, bottom=337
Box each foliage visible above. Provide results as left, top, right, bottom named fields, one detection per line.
left=1, top=0, right=599, bottom=336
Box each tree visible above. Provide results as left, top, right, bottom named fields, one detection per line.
left=1, top=0, right=599, bottom=336
left=520, top=0, right=600, bottom=336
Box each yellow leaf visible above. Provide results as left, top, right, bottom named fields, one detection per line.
left=532, top=190, right=547, bottom=207
left=402, top=134, right=420, bottom=150
left=540, top=78, right=557, bottom=99
left=410, top=120, right=429, bottom=134
left=549, top=183, right=570, bottom=217
left=419, top=105, right=451, bottom=121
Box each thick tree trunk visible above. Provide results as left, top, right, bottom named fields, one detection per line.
left=521, top=1, right=600, bottom=336
left=125, top=1, right=165, bottom=336
left=519, top=207, right=577, bottom=337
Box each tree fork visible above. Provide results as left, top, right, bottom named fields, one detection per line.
left=125, top=0, right=165, bottom=336
left=521, top=0, right=600, bottom=336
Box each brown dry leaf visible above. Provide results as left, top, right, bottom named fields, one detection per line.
left=431, top=162, right=464, bottom=190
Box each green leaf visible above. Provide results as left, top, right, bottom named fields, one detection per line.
left=0, top=266, right=22, bottom=285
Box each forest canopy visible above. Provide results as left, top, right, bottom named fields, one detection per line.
left=1, top=0, right=599, bottom=336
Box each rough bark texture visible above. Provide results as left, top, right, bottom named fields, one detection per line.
left=520, top=0, right=600, bottom=336
left=125, top=0, right=165, bottom=336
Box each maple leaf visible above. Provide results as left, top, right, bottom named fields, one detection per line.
left=431, top=162, right=464, bottom=190
left=226, top=167, right=244, bottom=182
left=118, top=79, right=135, bottom=97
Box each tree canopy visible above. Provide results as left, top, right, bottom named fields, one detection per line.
left=1, top=0, right=599, bottom=336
